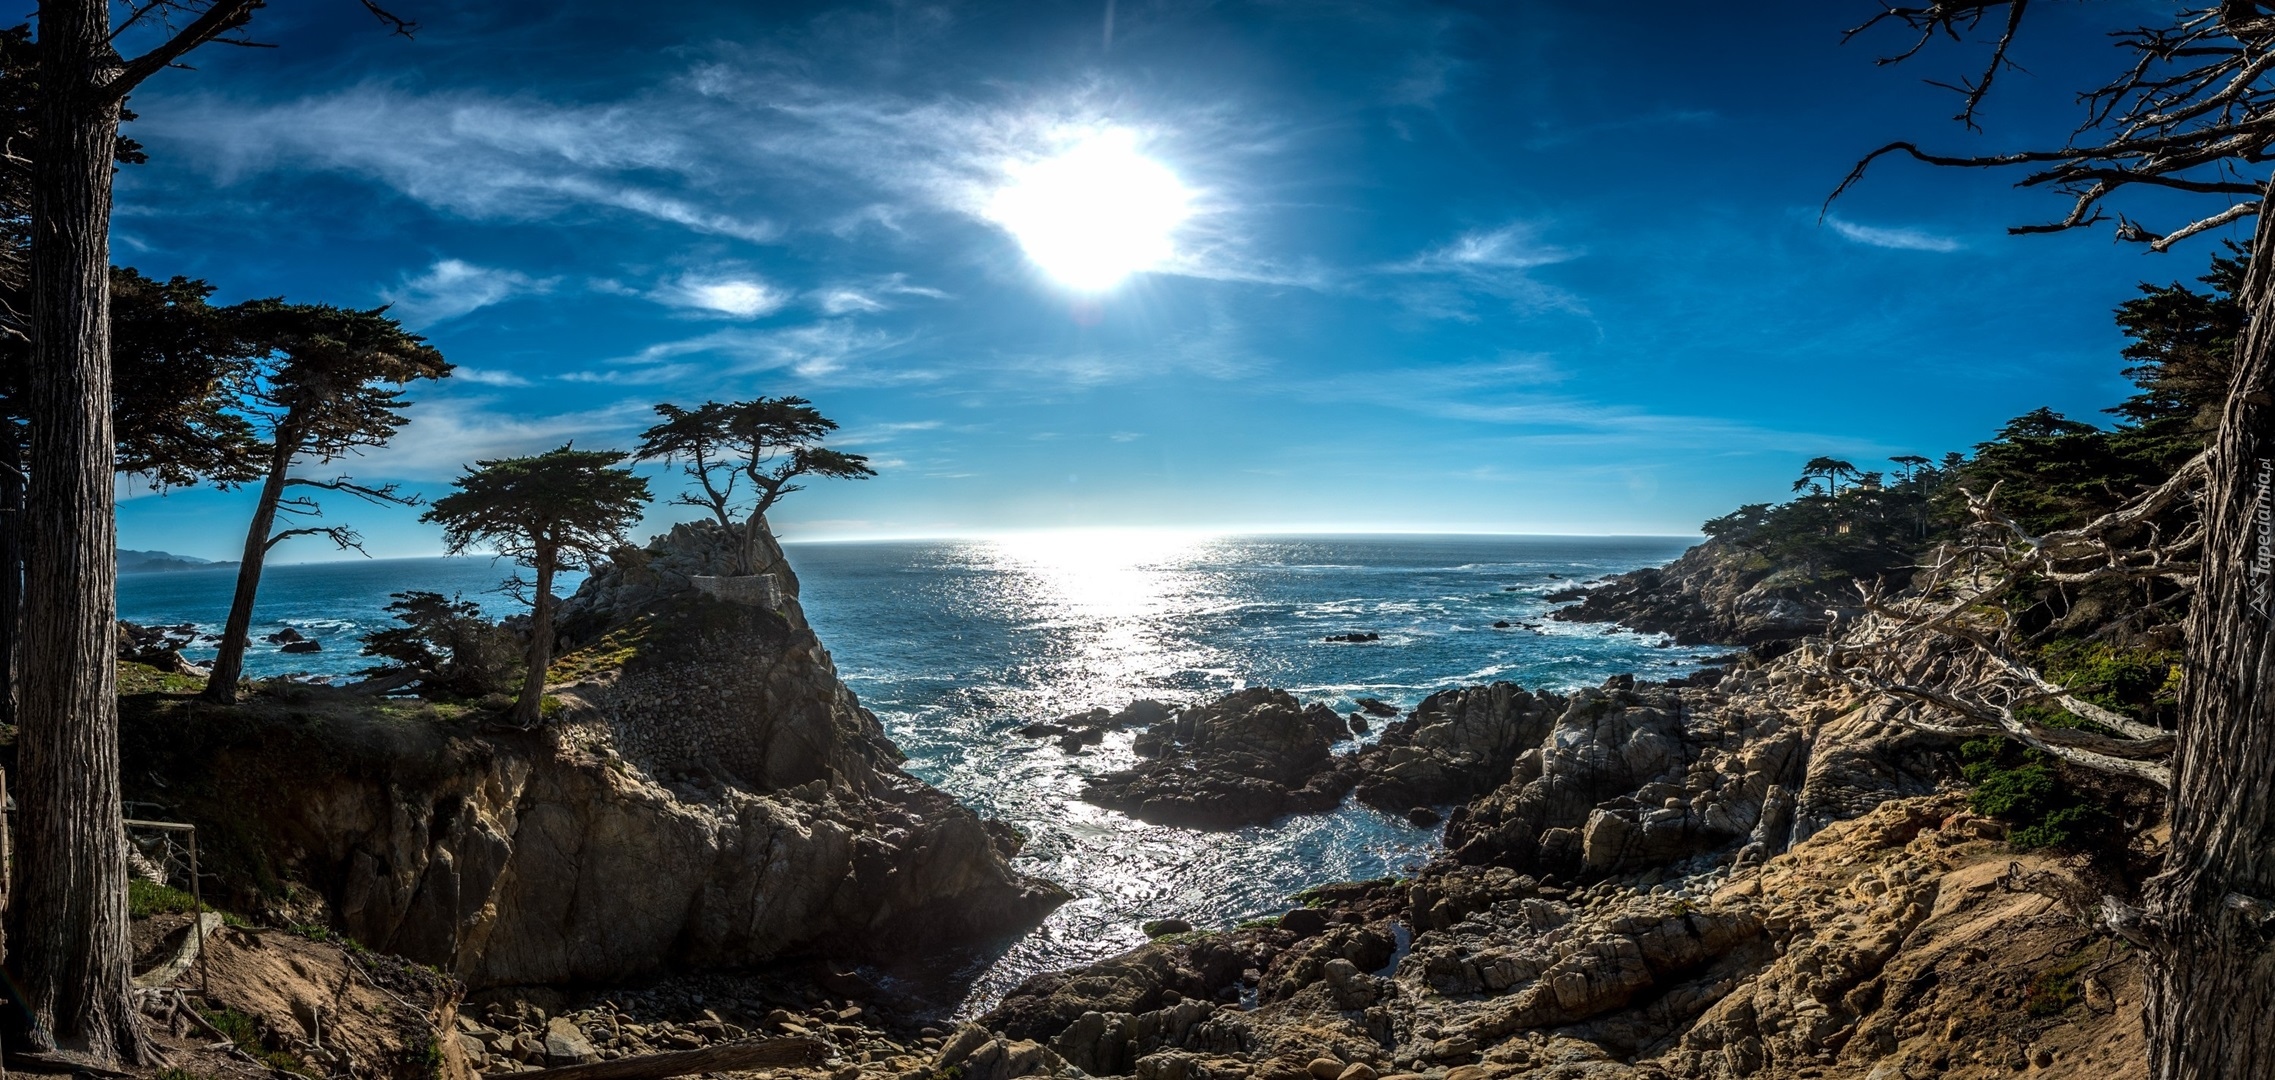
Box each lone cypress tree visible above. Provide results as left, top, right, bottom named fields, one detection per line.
left=635, top=396, right=874, bottom=575
left=423, top=445, right=650, bottom=727
left=201, top=302, right=449, bottom=702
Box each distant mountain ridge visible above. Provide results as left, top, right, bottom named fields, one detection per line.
left=120, top=549, right=235, bottom=574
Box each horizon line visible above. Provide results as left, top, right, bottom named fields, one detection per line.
left=187, top=527, right=1709, bottom=567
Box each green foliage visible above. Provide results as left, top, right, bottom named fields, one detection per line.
left=202, top=1008, right=313, bottom=1076
left=1959, top=739, right=2111, bottom=852
left=424, top=445, right=651, bottom=574
left=2033, top=637, right=2183, bottom=728
left=118, top=660, right=207, bottom=696
left=127, top=878, right=200, bottom=917
left=2024, top=939, right=2123, bottom=1017
left=359, top=590, right=522, bottom=699
left=1236, top=915, right=1282, bottom=930
left=635, top=396, right=877, bottom=535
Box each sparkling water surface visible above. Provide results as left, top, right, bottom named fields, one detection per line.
left=118, top=533, right=1712, bottom=1011
left=784, top=533, right=1717, bottom=1011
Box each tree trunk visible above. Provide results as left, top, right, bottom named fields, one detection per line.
left=2, top=0, right=148, bottom=1062
left=201, top=435, right=295, bottom=702
left=0, top=434, right=22, bottom=726
left=2146, top=199, right=2275, bottom=1078
left=513, top=552, right=556, bottom=727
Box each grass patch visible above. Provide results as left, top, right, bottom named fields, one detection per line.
left=2024, top=940, right=2120, bottom=1016
left=548, top=620, right=651, bottom=685
left=128, top=878, right=200, bottom=917
left=119, top=662, right=207, bottom=696
left=290, top=923, right=369, bottom=953
left=202, top=1008, right=315, bottom=1076
left=1236, top=915, right=1281, bottom=930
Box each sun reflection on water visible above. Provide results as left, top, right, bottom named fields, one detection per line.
left=784, top=533, right=1727, bottom=1016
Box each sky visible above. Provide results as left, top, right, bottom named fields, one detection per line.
left=94, top=0, right=2245, bottom=559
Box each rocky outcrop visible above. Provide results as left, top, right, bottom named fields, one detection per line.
left=935, top=626, right=2147, bottom=1080
left=124, top=524, right=1067, bottom=989
left=556, top=517, right=803, bottom=637
left=939, top=791, right=2145, bottom=1080
left=1349, top=684, right=1563, bottom=813
left=1083, top=688, right=1358, bottom=829
left=1548, top=540, right=1849, bottom=653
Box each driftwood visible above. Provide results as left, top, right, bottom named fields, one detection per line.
left=487, top=1037, right=829, bottom=1080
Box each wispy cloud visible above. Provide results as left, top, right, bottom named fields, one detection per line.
left=1381, top=223, right=1584, bottom=319
left=653, top=274, right=791, bottom=318
left=590, top=320, right=927, bottom=386
left=138, top=64, right=1290, bottom=285
left=380, top=258, right=553, bottom=327
left=351, top=397, right=655, bottom=479
left=812, top=274, right=951, bottom=315
left=146, top=85, right=782, bottom=242
left=1825, top=216, right=1962, bottom=253
left=452, top=367, right=533, bottom=387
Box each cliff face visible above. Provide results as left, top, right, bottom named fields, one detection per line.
left=1548, top=540, right=1848, bottom=654
left=125, top=522, right=1067, bottom=988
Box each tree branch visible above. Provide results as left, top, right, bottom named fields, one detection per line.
left=107, top=0, right=266, bottom=101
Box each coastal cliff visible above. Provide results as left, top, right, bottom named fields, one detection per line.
left=120, top=522, right=1067, bottom=988
left=1547, top=539, right=1847, bottom=654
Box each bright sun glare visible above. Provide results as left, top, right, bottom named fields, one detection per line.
left=987, top=129, right=1193, bottom=293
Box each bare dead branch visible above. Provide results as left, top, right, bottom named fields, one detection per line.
left=108, top=0, right=266, bottom=101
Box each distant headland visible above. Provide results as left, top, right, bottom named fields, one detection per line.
left=119, top=548, right=236, bottom=574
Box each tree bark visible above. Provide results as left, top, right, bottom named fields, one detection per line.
left=201, top=433, right=295, bottom=702
left=513, top=550, right=556, bottom=726
left=0, top=434, right=23, bottom=726
left=2146, top=194, right=2275, bottom=1077
left=3, top=0, right=148, bottom=1062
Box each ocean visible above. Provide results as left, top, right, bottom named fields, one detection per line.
left=118, top=533, right=1714, bottom=1010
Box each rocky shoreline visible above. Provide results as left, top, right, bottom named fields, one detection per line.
left=932, top=648, right=2136, bottom=1079
left=110, top=527, right=2146, bottom=1080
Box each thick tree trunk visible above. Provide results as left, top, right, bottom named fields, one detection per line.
left=0, top=434, right=23, bottom=726
left=513, top=553, right=556, bottom=727
left=202, top=437, right=295, bottom=702
left=2, top=0, right=148, bottom=1063
left=2146, top=200, right=2275, bottom=1078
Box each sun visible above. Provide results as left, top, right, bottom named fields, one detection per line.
left=987, top=129, right=1193, bottom=293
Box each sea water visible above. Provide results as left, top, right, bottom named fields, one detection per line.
left=118, top=533, right=1715, bottom=1009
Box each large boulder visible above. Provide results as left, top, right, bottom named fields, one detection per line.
left=1350, top=683, right=1562, bottom=812
left=1084, top=688, right=1356, bottom=829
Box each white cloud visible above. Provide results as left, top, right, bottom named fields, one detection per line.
left=591, top=320, right=927, bottom=386
left=817, top=288, right=886, bottom=315
left=655, top=275, right=790, bottom=318
left=144, top=85, right=779, bottom=242
left=1381, top=224, right=1584, bottom=320
left=380, top=258, right=552, bottom=327
left=349, top=397, right=654, bottom=479
left=1394, top=224, right=1575, bottom=273
left=812, top=274, right=951, bottom=315
left=1826, top=216, right=1963, bottom=253
left=452, top=367, right=532, bottom=387
left=137, top=69, right=1287, bottom=284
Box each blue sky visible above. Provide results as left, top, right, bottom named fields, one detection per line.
left=103, top=0, right=2232, bottom=559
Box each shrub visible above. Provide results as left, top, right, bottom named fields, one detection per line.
left=360, top=590, right=522, bottom=699
left=1960, top=738, right=2113, bottom=852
